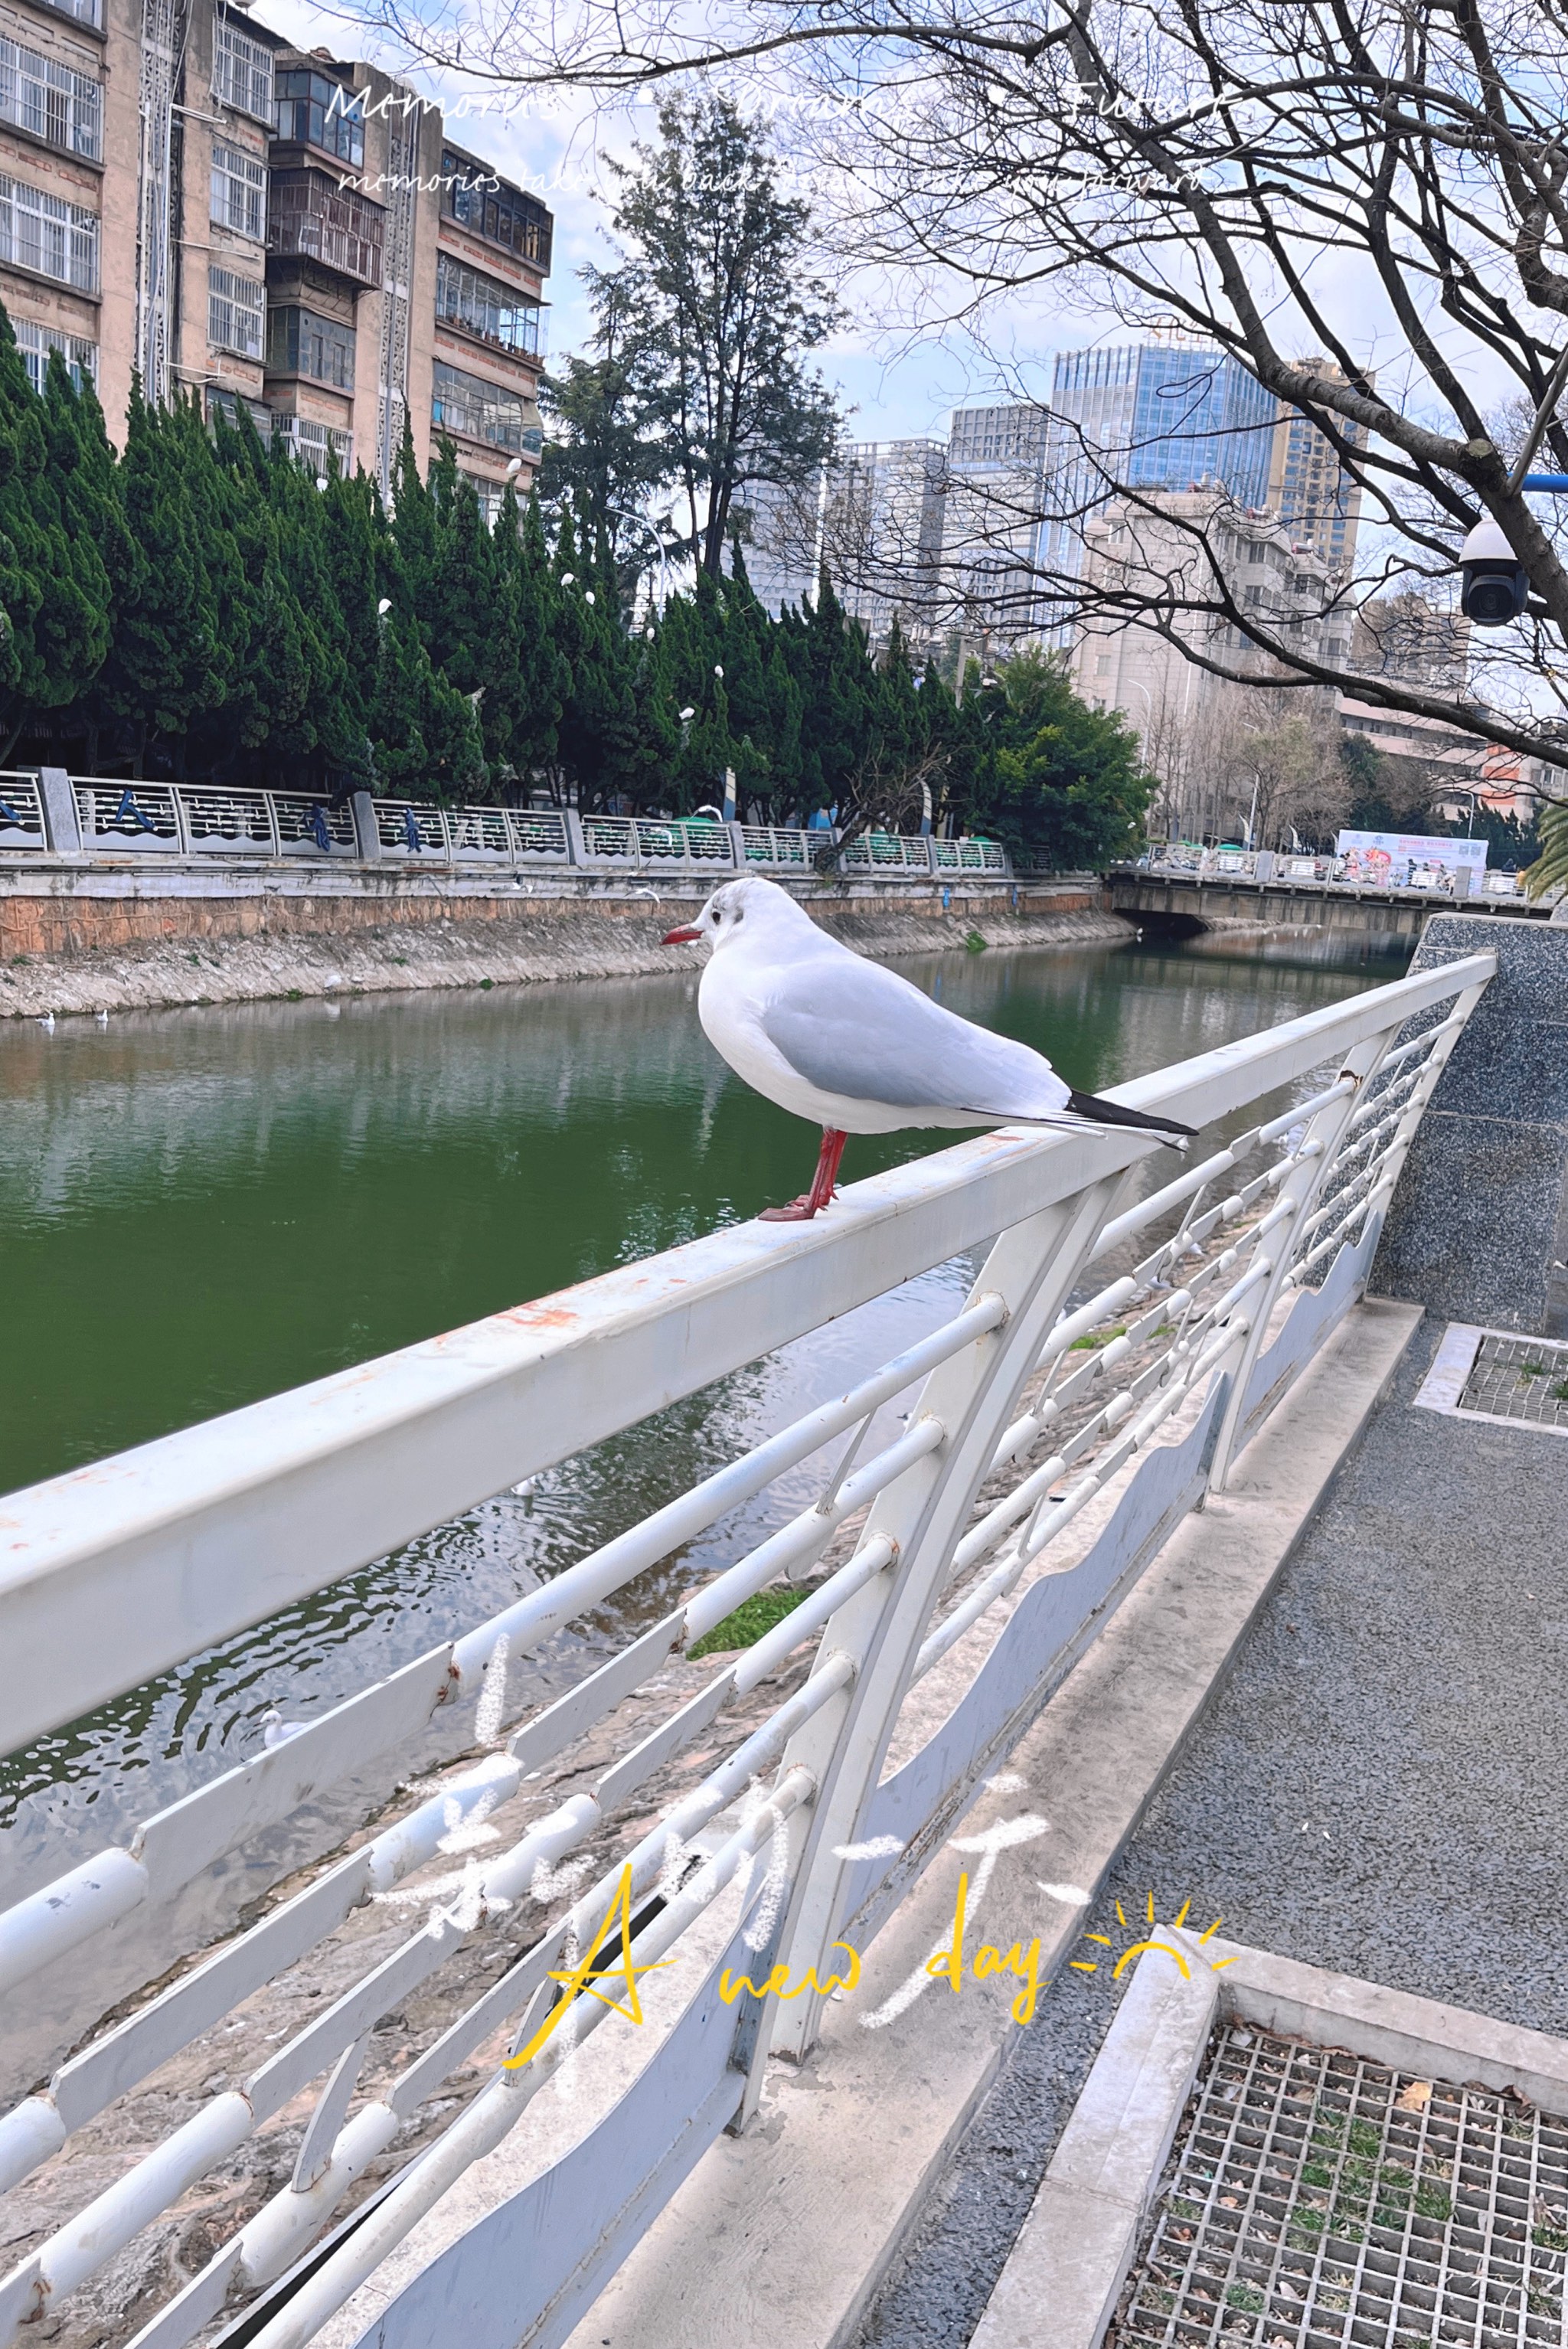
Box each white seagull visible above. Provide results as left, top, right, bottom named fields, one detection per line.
left=663, top=875, right=1195, bottom=1220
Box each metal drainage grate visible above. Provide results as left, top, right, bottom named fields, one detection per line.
left=1459, top=1335, right=1568, bottom=1431
left=1110, top=2022, right=1568, bottom=2346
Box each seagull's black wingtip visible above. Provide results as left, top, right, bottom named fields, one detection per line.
left=1065, top=1088, right=1199, bottom=1145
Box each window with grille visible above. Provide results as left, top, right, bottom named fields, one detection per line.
left=435, top=253, right=541, bottom=354
left=0, top=174, right=96, bottom=289
left=431, top=358, right=538, bottom=454
left=204, top=385, right=273, bottom=438
left=213, top=16, right=273, bottom=122
left=208, top=263, right=263, bottom=358
left=0, top=37, right=100, bottom=158
left=13, top=315, right=95, bottom=391
left=266, top=305, right=354, bottom=389
left=211, top=140, right=266, bottom=240
left=271, top=413, right=352, bottom=471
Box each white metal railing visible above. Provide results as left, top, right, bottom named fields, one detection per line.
left=1129, top=849, right=1533, bottom=903
left=1, top=776, right=1011, bottom=883
left=73, top=779, right=181, bottom=851
left=0, top=773, right=44, bottom=848
left=0, top=952, right=1492, bottom=2349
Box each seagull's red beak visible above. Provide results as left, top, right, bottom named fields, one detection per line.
left=662, top=923, right=703, bottom=944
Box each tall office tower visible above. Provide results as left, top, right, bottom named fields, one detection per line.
left=1040, top=341, right=1277, bottom=595
left=941, top=401, right=1051, bottom=645
left=0, top=0, right=550, bottom=505
left=738, top=439, right=947, bottom=646
left=1267, top=358, right=1367, bottom=572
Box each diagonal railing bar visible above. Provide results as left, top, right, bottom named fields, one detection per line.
left=0, top=952, right=1495, bottom=2349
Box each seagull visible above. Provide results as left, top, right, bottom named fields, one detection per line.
left=662, top=876, right=1196, bottom=1220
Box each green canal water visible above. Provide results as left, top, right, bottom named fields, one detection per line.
left=0, top=931, right=1407, bottom=1899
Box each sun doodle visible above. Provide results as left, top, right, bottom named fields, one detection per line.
left=1070, top=1890, right=1237, bottom=1981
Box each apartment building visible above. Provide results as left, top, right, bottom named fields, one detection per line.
left=739, top=439, right=948, bottom=646
left=0, top=0, right=549, bottom=504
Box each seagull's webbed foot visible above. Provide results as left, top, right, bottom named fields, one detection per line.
left=758, top=1128, right=848, bottom=1224
left=759, top=1194, right=821, bottom=1222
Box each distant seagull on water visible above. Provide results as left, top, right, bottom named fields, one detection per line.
left=662, top=875, right=1195, bottom=1220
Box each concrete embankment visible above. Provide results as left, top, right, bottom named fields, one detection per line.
left=0, top=866, right=1124, bottom=1018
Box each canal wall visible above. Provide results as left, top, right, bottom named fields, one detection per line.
left=1374, top=915, right=1568, bottom=1335
left=0, top=865, right=1122, bottom=1018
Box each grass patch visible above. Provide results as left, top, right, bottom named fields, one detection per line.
left=1070, top=1325, right=1128, bottom=1351
left=479, top=977, right=494, bottom=989
left=1225, top=2283, right=1264, bottom=2314
left=1553, top=1379, right=1568, bottom=1403
left=1521, top=1361, right=1550, bottom=1378
left=286, top=988, right=303, bottom=1001
left=688, top=1586, right=808, bottom=1657
left=964, top=929, right=987, bottom=953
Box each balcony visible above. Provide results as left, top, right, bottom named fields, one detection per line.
left=266, top=168, right=383, bottom=289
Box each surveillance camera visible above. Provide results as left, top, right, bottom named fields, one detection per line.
left=1459, top=518, right=1529, bottom=627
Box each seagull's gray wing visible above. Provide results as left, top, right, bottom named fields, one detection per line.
left=758, top=952, right=1070, bottom=1119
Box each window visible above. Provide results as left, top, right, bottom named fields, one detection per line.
left=206, top=385, right=272, bottom=436
left=214, top=17, right=274, bottom=123
left=266, top=304, right=354, bottom=388
left=275, top=69, right=363, bottom=168
left=271, top=412, right=352, bottom=472
left=13, top=315, right=95, bottom=391
left=36, top=0, right=100, bottom=27
left=439, top=150, right=551, bottom=267
left=0, top=38, right=100, bottom=158
left=435, top=253, right=541, bottom=354
left=208, top=263, right=263, bottom=358
left=211, top=140, right=265, bottom=240
left=431, top=358, right=539, bottom=454
left=462, top=469, right=504, bottom=526
left=0, top=174, right=96, bottom=289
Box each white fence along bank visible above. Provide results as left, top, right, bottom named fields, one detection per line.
left=0, top=949, right=1493, bottom=2349
left=1129, top=845, right=1530, bottom=901
left=0, top=769, right=1010, bottom=881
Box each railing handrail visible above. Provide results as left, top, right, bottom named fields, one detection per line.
left=0, top=950, right=1493, bottom=1756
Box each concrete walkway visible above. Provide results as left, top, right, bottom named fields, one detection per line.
left=855, top=1308, right=1568, bottom=2347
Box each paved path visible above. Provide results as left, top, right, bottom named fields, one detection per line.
left=855, top=1311, right=1568, bottom=2347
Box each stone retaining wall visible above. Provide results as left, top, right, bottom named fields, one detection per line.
left=0, top=864, right=1122, bottom=1018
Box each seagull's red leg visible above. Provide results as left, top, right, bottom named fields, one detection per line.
left=810, top=1126, right=848, bottom=1210
left=760, top=1126, right=848, bottom=1222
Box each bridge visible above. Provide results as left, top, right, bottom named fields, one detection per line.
left=1109, top=848, right=1552, bottom=941
left=3, top=915, right=1566, bottom=2349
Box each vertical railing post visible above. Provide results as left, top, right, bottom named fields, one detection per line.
left=1205, top=1027, right=1398, bottom=1493
left=740, top=1162, right=1136, bottom=2106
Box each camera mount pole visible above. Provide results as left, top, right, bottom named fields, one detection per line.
left=1505, top=345, right=1568, bottom=497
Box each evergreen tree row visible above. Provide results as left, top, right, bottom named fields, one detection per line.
left=0, top=315, right=1154, bottom=867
